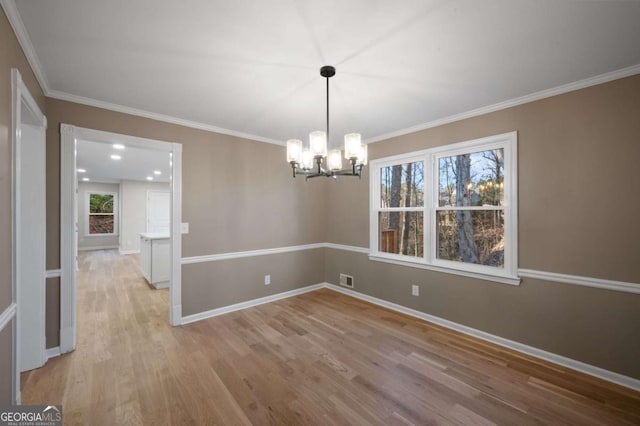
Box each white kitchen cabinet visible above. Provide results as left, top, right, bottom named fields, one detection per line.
left=139, top=232, right=170, bottom=289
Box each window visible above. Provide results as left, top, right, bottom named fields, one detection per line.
left=370, top=132, right=518, bottom=285
left=86, top=192, right=118, bottom=235
left=378, top=159, right=425, bottom=257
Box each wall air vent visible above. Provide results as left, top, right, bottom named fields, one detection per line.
left=339, top=273, right=354, bottom=288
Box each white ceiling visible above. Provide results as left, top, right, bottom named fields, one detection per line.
left=77, top=139, right=170, bottom=183
left=9, top=0, right=640, bottom=147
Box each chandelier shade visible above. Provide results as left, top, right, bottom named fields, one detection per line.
left=309, top=131, right=328, bottom=158
left=286, top=66, right=367, bottom=180
left=286, top=139, right=302, bottom=163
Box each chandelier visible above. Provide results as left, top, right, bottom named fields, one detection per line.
left=286, top=65, right=367, bottom=180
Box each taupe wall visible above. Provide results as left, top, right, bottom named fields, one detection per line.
left=0, top=8, right=45, bottom=404
left=77, top=181, right=120, bottom=250
left=44, top=97, right=328, bottom=343
left=325, top=74, right=640, bottom=379
left=183, top=249, right=325, bottom=316
left=4, top=1, right=637, bottom=388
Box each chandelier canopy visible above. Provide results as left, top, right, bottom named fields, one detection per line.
left=286, top=65, right=367, bottom=180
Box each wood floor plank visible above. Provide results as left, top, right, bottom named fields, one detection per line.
left=21, top=250, right=640, bottom=425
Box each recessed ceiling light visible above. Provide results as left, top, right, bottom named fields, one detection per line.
left=77, top=168, right=86, bottom=173
left=113, top=144, right=125, bottom=150
left=146, top=176, right=154, bottom=181
left=153, top=170, right=161, bottom=175
left=110, top=154, right=121, bottom=160
left=82, top=177, right=90, bottom=181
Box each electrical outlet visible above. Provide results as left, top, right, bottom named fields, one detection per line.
left=264, top=274, right=271, bottom=285
left=411, top=284, right=419, bottom=296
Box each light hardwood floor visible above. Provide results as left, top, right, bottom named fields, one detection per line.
left=22, top=250, right=640, bottom=425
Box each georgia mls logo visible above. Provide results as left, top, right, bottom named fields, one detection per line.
left=0, top=405, right=63, bottom=425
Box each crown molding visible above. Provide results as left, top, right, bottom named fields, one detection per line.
left=4, top=0, right=639, bottom=148
left=46, top=89, right=285, bottom=146
left=365, top=63, right=640, bottom=144
left=1, top=0, right=49, bottom=94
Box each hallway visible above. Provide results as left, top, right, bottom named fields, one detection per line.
left=21, top=250, right=170, bottom=424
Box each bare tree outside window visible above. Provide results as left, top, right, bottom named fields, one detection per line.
left=371, top=133, right=517, bottom=281
left=437, top=148, right=505, bottom=267
left=379, top=161, right=424, bottom=256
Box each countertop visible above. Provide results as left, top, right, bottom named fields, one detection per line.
left=139, top=232, right=170, bottom=240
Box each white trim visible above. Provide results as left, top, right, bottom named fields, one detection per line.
left=45, top=346, right=61, bottom=360
left=61, top=125, right=184, bottom=348
left=48, top=90, right=284, bottom=146
left=170, top=144, right=183, bottom=326
left=4, top=0, right=639, bottom=148
left=181, top=243, right=325, bottom=264
left=0, top=0, right=49, bottom=94
left=176, top=281, right=640, bottom=392
left=1, top=0, right=282, bottom=147
left=45, top=269, right=61, bottom=279
left=519, top=269, right=640, bottom=295
left=324, top=242, right=370, bottom=254
left=0, top=303, right=17, bottom=332
left=369, top=132, right=518, bottom=284
left=368, top=254, right=521, bottom=286
left=324, top=284, right=640, bottom=392
left=11, top=68, right=47, bottom=404
left=365, top=64, right=640, bottom=144
left=78, top=245, right=119, bottom=252
left=118, top=249, right=140, bottom=255
left=180, top=242, right=640, bottom=294
left=60, top=124, right=76, bottom=354
left=59, top=327, right=73, bottom=352
left=181, top=283, right=326, bottom=325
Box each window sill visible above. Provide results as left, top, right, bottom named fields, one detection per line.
left=368, top=254, right=521, bottom=286
left=84, top=233, right=118, bottom=237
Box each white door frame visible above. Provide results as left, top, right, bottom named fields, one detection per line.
left=11, top=68, right=47, bottom=404
left=60, top=125, right=182, bottom=354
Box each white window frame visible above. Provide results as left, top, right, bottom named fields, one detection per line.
left=85, top=191, right=119, bottom=237
left=370, top=131, right=519, bottom=285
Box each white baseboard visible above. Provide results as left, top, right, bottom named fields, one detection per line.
left=324, top=284, right=640, bottom=392
left=45, top=346, right=61, bottom=360
left=176, top=280, right=640, bottom=392
left=171, top=304, right=182, bottom=326
left=181, top=283, right=325, bottom=325
left=151, top=281, right=169, bottom=289
left=78, top=245, right=119, bottom=252
left=118, top=249, right=140, bottom=255
left=59, top=327, right=74, bottom=354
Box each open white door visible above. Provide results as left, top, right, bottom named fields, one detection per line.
left=11, top=69, right=47, bottom=406
left=17, top=123, right=47, bottom=372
